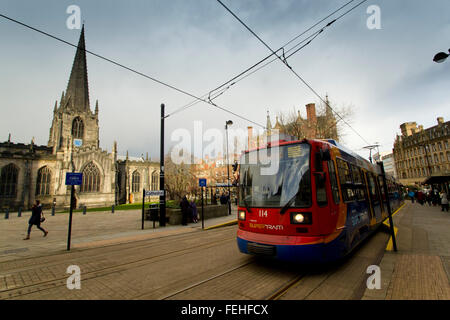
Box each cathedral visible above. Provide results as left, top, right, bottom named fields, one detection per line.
left=0, top=27, right=159, bottom=210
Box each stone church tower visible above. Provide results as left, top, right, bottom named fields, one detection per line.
left=48, top=26, right=100, bottom=152
left=0, top=27, right=159, bottom=210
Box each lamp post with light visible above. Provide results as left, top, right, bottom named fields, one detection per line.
left=225, top=120, right=233, bottom=215
left=433, top=49, right=449, bottom=63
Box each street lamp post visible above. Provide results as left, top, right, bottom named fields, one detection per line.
left=225, top=120, right=233, bottom=215
left=433, top=49, right=450, bottom=63
left=363, top=144, right=380, bottom=164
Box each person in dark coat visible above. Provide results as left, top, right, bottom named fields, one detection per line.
left=190, top=200, right=198, bottom=223
left=24, top=200, right=48, bottom=240
left=180, top=196, right=189, bottom=226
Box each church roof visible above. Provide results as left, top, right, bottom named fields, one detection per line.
left=65, top=26, right=90, bottom=113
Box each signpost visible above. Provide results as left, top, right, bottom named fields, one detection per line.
left=142, top=189, right=165, bottom=230
left=65, top=172, right=82, bottom=251
left=199, top=179, right=206, bottom=229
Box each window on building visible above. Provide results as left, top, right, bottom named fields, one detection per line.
left=438, top=142, right=442, bottom=151
left=0, top=163, right=18, bottom=198
left=36, top=166, right=51, bottom=196
left=151, top=171, right=159, bottom=190
left=72, top=117, right=84, bottom=139
left=132, top=170, right=140, bottom=193
left=81, top=162, right=100, bottom=193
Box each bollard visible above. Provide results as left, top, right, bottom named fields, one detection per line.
left=83, top=206, right=87, bottom=215
left=5, top=208, right=9, bottom=219
left=18, top=207, right=22, bottom=217
left=52, top=206, right=55, bottom=216
left=112, top=205, right=114, bottom=214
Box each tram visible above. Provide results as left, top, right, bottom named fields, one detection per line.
left=236, top=138, right=403, bottom=263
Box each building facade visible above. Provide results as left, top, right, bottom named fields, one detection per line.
left=373, top=151, right=397, bottom=179
left=0, top=27, right=159, bottom=210
left=393, top=117, right=450, bottom=186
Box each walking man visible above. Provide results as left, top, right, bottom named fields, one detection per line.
left=440, top=191, right=449, bottom=212
left=24, top=200, right=48, bottom=240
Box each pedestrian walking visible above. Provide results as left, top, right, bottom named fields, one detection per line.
left=23, top=200, right=48, bottom=240
left=190, top=200, right=198, bottom=223
left=408, top=190, right=415, bottom=203
left=417, top=190, right=425, bottom=205
left=180, top=195, right=189, bottom=226
left=432, top=189, right=440, bottom=206
left=440, top=191, right=449, bottom=212
left=426, top=192, right=432, bottom=206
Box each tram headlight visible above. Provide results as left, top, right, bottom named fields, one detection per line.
left=238, top=211, right=246, bottom=221
left=290, top=212, right=312, bottom=224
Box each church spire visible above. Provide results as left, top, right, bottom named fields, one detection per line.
left=65, top=25, right=90, bottom=113
left=266, top=110, right=272, bottom=131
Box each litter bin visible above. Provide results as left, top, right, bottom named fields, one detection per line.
left=146, top=203, right=159, bottom=228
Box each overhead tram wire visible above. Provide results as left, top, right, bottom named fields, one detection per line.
left=168, top=0, right=358, bottom=118
left=0, top=13, right=265, bottom=129
left=216, top=0, right=372, bottom=146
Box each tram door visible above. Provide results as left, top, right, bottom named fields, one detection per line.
left=366, top=173, right=382, bottom=223
left=377, top=176, right=387, bottom=217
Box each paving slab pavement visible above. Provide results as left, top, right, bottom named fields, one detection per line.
left=363, top=201, right=450, bottom=300
left=0, top=205, right=238, bottom=262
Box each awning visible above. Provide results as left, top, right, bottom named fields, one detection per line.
left=423, top=173, right=450, bottom=185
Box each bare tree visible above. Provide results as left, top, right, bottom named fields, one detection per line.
left=164, top=151, right=199, bottom=201
left=275, top=98, right=354, bottom=143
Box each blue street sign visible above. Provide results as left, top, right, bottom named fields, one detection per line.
left=199, top=178, right=207, bottom=187
left=73, top=139, right=83, bottom=147
left=66, top=172, right=83, bottom=185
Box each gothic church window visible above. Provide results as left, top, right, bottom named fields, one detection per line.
left=151, top=171, right=158, bottom=190
left=132, top=171, right=141, bottom=193
left=72, top=117, right=84, bottom=139
left=36, top=166, right=51, bottom=196
left=81, top=162, right=100, bottom=192
left=0, top=164, right=18, bottom=198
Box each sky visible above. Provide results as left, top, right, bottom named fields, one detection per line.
left=0, top=0, right=449, bottom=161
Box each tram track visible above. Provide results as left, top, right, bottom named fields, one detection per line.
left=0, top=225, right=237, bottom=274
left=266, top=273, right=307, bottom=300
left=1, top=228, right=239, bottom=299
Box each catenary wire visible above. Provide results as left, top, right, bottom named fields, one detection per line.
left=168, top=0, right=358, bottom=117
left=215, top=0, right=371, bottom=146
left=0, top=13, right=266, bottom=128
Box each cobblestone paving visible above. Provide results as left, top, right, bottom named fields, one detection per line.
left=363, top=202, right=450, bottom=300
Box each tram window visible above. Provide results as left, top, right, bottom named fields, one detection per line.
left=316, top=174, right=328, bottom=207
left=351, top=165, right=365, bottom=201
left=327, top=160, right=340, bottom=204
left=336, top=158, right=355, bottom=202
left=367, top=173, right=378, bottom=203
left=351, top=165, right=363, bottom=185
left=378, top=176, right=386, bottom=201
left=336, top=158, right=352, bottom=184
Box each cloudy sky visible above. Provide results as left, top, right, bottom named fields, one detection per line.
left=0, top=0, right=449, bottom=161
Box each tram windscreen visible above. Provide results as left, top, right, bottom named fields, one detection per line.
left=239, top=143, right=311, bottom=208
